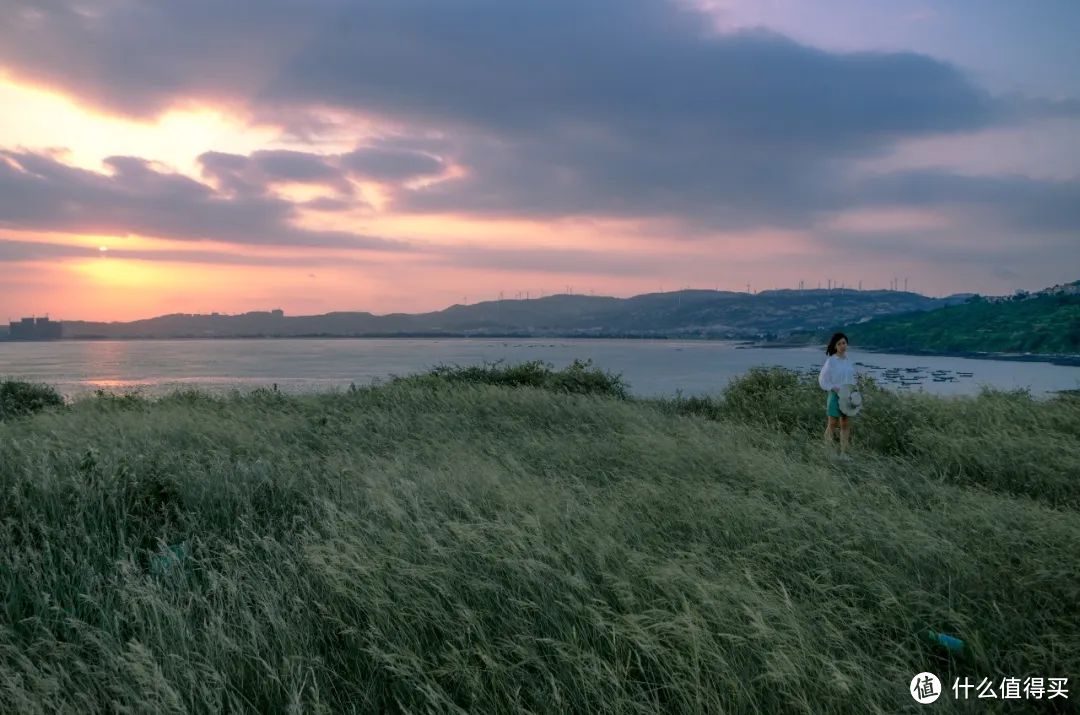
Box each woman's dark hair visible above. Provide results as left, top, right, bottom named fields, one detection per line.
left=826, top=332, right=849, bottom=356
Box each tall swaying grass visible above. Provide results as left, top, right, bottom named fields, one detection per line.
left=664, top=367, right=1080, bottom=509
left=1, top=366, right=1078, bottom=713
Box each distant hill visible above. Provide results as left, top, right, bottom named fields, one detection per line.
left=845, top=282, right=1080, bottom=356
left=46, top=289, right=961, bottom=340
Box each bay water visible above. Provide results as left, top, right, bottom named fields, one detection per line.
left=1, top=338, right=1078, bottom=398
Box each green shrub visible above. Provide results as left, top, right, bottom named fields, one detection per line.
left=720, top=366, right=821, bottom=433
left=156, top=388, right=223, bottom=408
left=546, top=358, right=630, bottom=398
left=86, top=389, right=149, bottom=411
left=397, top=359, right=629, bottom=399
left=0, top=379, right=64, bottom=420
left=850, top=380, right=926, bottom=456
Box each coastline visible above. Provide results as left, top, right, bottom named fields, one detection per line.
left=745, top=340, right=1080, bottom=367
left=860, top=346, right=1080, bottom=368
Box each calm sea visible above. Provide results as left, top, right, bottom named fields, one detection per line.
left=1, top=338, right=1078, bottom=398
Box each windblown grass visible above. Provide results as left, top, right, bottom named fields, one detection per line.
left=1, top=366, right=1077, bottom=713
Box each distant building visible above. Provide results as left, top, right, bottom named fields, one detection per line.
left=1043, top=282, right=1080, bottom=296
left=271, top=308, right=285, bottom=318
left=9, top=316, right=63, bottom=340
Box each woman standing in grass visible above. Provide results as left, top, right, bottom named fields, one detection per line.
left=819, top=332, right=857, bottom=454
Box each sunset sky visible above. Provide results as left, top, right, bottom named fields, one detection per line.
left=1, top=0, right=1078, bottom=320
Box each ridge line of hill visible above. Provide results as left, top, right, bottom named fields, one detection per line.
left=4, top=288, right=965, bottom=340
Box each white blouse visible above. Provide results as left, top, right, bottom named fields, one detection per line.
left=818, top=354, right=857, bottom=392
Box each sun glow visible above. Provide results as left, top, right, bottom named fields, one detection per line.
left=75, top=257, right=174, bottom=288
left=0, top=76, right=278, bottom=175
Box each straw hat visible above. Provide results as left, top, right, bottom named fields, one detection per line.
left=837, top=384, right=863, bottom=416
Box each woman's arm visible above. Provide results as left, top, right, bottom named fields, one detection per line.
left=818, top=357, right=835, bottom=392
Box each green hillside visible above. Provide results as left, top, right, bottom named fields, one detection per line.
left=848, top=289, right=1080, bottom=355
left=55, top=288, right=954, bottom=340
left=2, top=365, right=1079, bottom=712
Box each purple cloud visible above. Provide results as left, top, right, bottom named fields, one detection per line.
left=0, top=149, right=409, bottom=250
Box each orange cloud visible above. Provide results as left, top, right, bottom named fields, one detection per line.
left=0, top=76, right=280, bottom=175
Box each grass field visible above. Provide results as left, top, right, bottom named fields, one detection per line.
left=2, top=364, right=1078, bottom=713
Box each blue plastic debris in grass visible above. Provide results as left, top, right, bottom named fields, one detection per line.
left=925, top=629, right=965, bottom=654
left=149, top=542, right=190, bottom=576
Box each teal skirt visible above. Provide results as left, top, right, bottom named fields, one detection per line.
left=826, top=391, right=843, bottom=418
